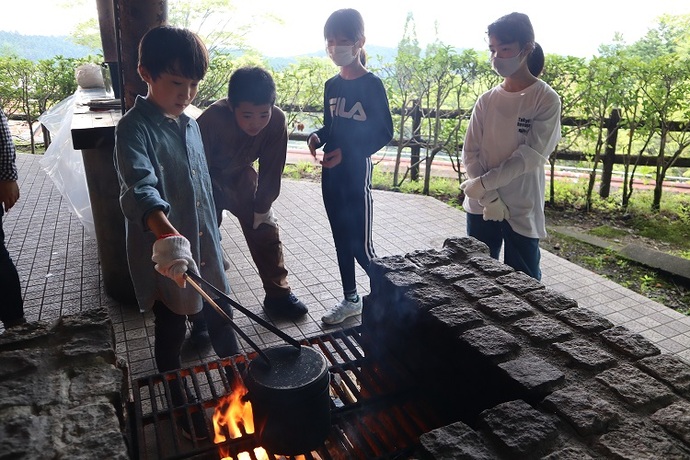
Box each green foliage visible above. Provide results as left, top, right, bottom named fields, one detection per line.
left=70, top=18, right=102, bottom=52
left=3, top=9, right=690, bottom=217
left=283, top=161, right=321, bottom=181
left=581, top=253, right=609, bottom=271
left=630, top=213, right=690, bottom=249
left=548, top=176, right=690, bottom=254
left=273, top=57, right=334, bottom=133
left=168, top=0, right=250, bottom=55
left=370, top=167, right=462, bottom=207
left=627, top=14, right=690, bottom=60
left=0, top=54, right=99, bottom=153
left=196, top=52, right=268, bottom=107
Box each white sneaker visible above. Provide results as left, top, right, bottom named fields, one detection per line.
left=322, top=297, right=363, bottom=325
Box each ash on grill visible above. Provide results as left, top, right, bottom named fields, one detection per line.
left=127, top=326, right=451, bottom=459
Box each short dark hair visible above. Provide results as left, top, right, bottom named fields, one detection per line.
left=227, top=67, right=276, bottom=107
left=138, top=26, right=208, bottom=81
left=487, top=12, right=545, bottom=77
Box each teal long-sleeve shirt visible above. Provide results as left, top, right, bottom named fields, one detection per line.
left=114, top=96, right=229, bottom=313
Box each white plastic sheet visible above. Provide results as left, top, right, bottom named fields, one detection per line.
left=39, top=94, right=96, bottom=239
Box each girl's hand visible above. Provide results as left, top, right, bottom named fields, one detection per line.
left=321, top=149, right=342, bottom=168
left=307, top=133, right=320, bottom=159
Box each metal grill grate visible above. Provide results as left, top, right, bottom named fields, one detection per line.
left=127, top=326, right=450, bottom=459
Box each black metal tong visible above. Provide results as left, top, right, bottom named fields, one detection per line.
left=183, top=271, right=302, bottom=365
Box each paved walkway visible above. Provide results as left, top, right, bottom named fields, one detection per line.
left=4, top=153, right=690, bottom=380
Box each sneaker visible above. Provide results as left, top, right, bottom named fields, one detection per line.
left=322, top=297, right=363, bottom=325
left=3, top=316, right=27, bottom=329
left=189, top=318, right=211, bottom=349
left=222, top=257, right=231, bottom=271
left=264, top=292, right=308, bottom=319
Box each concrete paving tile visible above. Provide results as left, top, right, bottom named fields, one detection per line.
left=656, top=337, right=688, bottom=354
left=4, top=154, right=689, bottom=380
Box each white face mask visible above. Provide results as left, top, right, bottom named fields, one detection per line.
left=327, top=45, right=358, bottom=67
left=491, top=51, right=524, bottom=78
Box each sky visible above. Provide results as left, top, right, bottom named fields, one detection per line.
left=1, top=0, right=689, bottom=58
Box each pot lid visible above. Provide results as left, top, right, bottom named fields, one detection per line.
left=248, top=345, right=328, bottom=390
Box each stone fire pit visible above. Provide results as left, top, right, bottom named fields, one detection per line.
left=363, top=236, right=690, bottom=459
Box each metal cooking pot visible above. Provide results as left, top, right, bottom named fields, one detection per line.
left=244, top=345, right=330, bottom=455
left=184, top=272, right=331, bottom=454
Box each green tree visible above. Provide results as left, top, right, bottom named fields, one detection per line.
left=628, top=14, right=690, bottom=60
left=578, top=54, right=626, bottom=211
left=32, top=56, right=85, bottom=149
left=71, top=17, right=103, bottom=53
left=196, top=51, right=267, bottom=107
left=637, top=54, right=690, bottom=210
left=3, top=57, right=37, bottom=152
left=0, top=56, right=25, bottom=116
left=419, top=46, right=481, bottom=195
left=168, top=0, right=277, bottom=58
left=383, top=12, right=423, bottom=188
left=616, top=54, right=654, bottom=209
left=273, top=57, right=333, bottom=136
left=540, top=54, right=588, bottom=205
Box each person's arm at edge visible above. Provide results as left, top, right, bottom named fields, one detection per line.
left=255, top=107, right=288, bottom=214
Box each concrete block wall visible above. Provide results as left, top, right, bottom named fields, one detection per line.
left=0, top=307, right=129, bottom=459
left=362, top=236, right=690, bottom=459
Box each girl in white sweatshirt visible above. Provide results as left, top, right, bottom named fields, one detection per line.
left=460, top=12, right=561, bottom=280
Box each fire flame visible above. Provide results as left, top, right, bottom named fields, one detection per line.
left=212, top=384, right=269, bottom=460
left=213, top=383, right=311, bottom=460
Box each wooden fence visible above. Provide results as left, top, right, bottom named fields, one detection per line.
left=285, top=105, right=690, bottom=193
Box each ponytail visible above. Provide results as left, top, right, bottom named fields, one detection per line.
left=528, top=42, right=545, bottom=77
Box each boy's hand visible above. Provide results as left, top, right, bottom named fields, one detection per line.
left=152, top=235, right=198, bottom=288
left=321, top=149, right=342, bottom=168
left=253, top=208, right=278, bottom=229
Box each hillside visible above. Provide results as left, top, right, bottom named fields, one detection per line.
left=0, top=31, right=95, bottom=60
left=0, top=31, right=400, bottom=67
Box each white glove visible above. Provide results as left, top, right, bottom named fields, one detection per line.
left=253, top=208, right=278, bottom=230
left=151, top=235, right=198, bottom=288
left=482, top=197, right=511, bottom=222
left=460, top=176, right=487, bottom=200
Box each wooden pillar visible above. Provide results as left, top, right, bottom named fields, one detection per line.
left=96, top=0, right=122, bottom=99
left=114, top=0, right=167, bottom=110
left=72, top=0, right=167, bottom=306
left=96, top=0, right=118, bottom=62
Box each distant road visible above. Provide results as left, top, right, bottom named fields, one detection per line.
left=286, top=148, right=690, bottom=194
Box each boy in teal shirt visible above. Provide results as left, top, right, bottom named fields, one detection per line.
left=114, top=26, right=237, bottom=440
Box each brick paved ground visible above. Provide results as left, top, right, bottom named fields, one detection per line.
left=3, top=153, right=689, bottom=380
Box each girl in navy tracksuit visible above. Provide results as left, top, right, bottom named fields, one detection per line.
left=307, top=8, right=393, bottom=325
